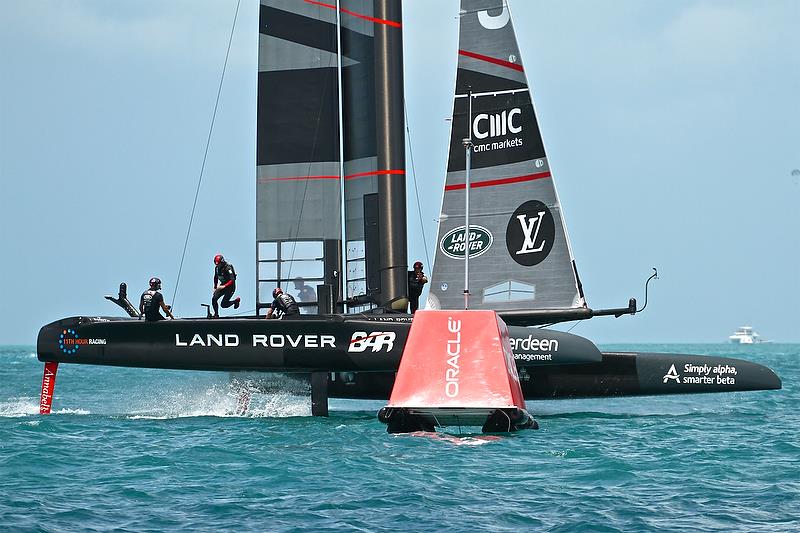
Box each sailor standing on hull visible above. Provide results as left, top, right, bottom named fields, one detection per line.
left=266, top=287, right=300, bottom=319
left=140, top=277, right=175, bottom=322
left=407, top=261, right=428, bottom=313
left=212, top=254, right=241, bottom=318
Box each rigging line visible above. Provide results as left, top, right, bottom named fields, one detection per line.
left=172, top=0, right=241, bottom=311
left=403, top=100, right=432, bottom=270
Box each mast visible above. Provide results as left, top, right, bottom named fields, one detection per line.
left=463, top=88, right=473, bottom=310
left=374, top=0, right=408, bottom=311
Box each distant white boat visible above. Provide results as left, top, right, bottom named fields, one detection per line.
left=729, top=326, right=764, bottom=344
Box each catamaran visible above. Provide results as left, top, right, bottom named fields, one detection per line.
left=37, top=0, right=780, bottom=420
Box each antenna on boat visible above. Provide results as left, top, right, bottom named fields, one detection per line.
left=462, top=87, right=473, bottom=310
left=635, top=267, right=659, bottom=313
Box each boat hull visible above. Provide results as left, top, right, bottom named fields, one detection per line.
left=37, top=314, right=601, bottom=372
left=37, top=315, right=781, bottom=400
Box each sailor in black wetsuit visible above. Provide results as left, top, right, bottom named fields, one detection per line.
left=407, top=261, right=428, bottom=313
left=212, top=254, right=241, bottom=318
left=265, top=287, right=300, bottom=319
left=140, top=277, right=175, bottom=321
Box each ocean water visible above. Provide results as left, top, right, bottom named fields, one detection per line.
left=1, top=344, right=798, bottom=532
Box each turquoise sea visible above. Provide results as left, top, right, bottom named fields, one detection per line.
left=1, top=344, right=798, bottom=532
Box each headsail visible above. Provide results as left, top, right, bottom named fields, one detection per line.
left=428, top=0, right=585, bottom=312
left=256, top=1, right=343, bottom=313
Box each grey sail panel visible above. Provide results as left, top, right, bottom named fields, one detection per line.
left=340, top=0, right=407, bottom=310
left=256, top=0, right=342, bottom=312
left=340, top=1, right=378, bottom=304
left=428, top=0, right=584, bottom=312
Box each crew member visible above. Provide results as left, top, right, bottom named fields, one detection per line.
left=293, top=277, right=316, bottom=303
left=266, top=287, right=300, bottom=319
left=407, top=261, right=428, bottom=313
left=140, top=277, right=175, bottom=322
left=212, top=254, right=241, bottom=318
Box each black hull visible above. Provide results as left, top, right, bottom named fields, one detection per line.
left=38, top=315, right=781, bottom=400
left=327, top=351, right=782, bottom=400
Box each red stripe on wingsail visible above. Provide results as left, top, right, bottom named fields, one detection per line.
left=258, top=175, right=339, bottom=182
left=444, top=171, right=551, bottom=191
left=345, top=169, right=405, bottom=180
left=303, top=0, right=402, bottom=27
left=259, top=170, right=405, bottom=182
left=458, top=50, right=524, bottom=72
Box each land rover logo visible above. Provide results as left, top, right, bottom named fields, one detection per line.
left=506, top=200, right=555, bottom=266
left=440, top=225, right=493, bottom=259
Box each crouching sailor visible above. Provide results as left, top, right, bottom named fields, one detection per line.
left=140, top=277, right=175, bottom=321
left=265, top=287, right=300, bottom=319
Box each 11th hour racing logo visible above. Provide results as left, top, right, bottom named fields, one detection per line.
left=58, top=329, right=106, bottom=354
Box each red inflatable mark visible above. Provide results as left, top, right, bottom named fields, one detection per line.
left=39, top=361, right=59, bottom=415
left=387, top=310, right=526, bottom=410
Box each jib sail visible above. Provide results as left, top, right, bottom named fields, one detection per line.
left=428, top=0, right=585, bottom=312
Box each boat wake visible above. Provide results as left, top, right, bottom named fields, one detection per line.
left=124, top=382, right=311, bottom=419
left=0, top=398, right=40, bottom=417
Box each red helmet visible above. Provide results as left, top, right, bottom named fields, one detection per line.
left=272, top=287, right=283, bottom=298
left=413, top=261, right=423, bottom=269
left=214, top=254, right=224, bottom=265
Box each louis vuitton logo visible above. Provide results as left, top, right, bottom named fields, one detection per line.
left=515, top=212, right=547, bottom=255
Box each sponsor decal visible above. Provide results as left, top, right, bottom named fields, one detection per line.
left=662, top=365, right=681, bottom=383
left=506, top=200, right=555, bottom=266
left=473, top=108, right=522, bottom=140
left=40, top=361, right=58, bottom=414
left=58, top=329, right=106, bottom=354
left=441, top=282, right=449, bottom=291
left=174, top=333, right=336, bottom=349
left=510, top=335, right=558, bottom=362
left=662, top=363, right=738, bottom=385
left=471, top=108, right=525, bottom=155
left=445, top=317, right=461, bottom=398
left=440, top=225, right=493, bottom=259
left=478, top=6, right=509, bottom=30
left=348, top=332, right=396, bottom=353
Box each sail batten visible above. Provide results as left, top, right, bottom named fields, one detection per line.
left=428, top=0, right=583, bottom=313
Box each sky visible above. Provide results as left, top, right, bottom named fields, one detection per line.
left=1, top=0, right=798, bottom=345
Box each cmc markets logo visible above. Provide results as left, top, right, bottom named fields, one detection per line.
left=473, top=108, right=522, bottom=140
left=440, top=225, right=493, bottom=259
left=506, top=200, right=555, bottom=266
